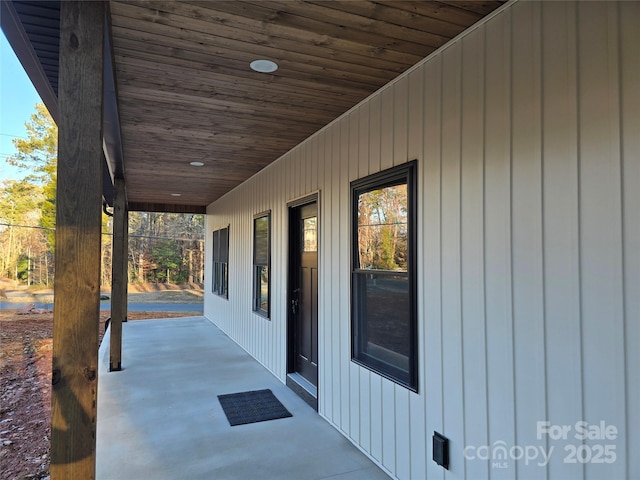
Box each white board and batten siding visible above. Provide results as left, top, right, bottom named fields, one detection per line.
left=205, top=1, right=639, bottom=479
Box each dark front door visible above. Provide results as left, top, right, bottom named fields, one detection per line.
left=289, top=201, right=318, bottom=387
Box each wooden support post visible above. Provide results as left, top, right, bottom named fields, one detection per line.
left=51, top=2, right=104, bottom=479
left=110, top=177, right=128, bottom=371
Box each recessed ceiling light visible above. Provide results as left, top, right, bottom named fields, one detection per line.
left=190, top=161, right=204, bottom=167
left=171, top=193, right=181, bottom=197
left=250, top=59, right=278, bottom=73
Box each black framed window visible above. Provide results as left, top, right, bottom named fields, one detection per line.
left=253, top=212, right=271, bottom=318
left=351, top=161, right=417, bottom=391
left=212, top=226, right=229, bottom=298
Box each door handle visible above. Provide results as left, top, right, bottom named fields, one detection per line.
left=291, top=298, right=299, bottom=315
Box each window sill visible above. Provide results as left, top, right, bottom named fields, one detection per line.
left=351, top=356, right=417, bottom=393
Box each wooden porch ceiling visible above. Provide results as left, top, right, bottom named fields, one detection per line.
left=109, top=1, right=505, bottom=210
left=3, top=1, right=504, bottom=211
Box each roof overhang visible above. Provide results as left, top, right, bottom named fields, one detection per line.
left=2, top=0, right=506, bottom=213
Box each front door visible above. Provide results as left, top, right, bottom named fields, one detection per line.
left=288, top=201, right=318, bottom=387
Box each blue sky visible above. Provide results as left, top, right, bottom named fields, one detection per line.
left=0, top=30, right=43, bottom=183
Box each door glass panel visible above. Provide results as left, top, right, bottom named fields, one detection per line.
left=302, top=217, right=317, bottom=252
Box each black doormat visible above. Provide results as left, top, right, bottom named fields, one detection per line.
left=218, top=389, right=292, bottom=426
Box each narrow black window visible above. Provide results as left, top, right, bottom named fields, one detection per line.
left=253, top=212, right=271, bottom=318
left=351, top=161, right=417, bottom=391
left=212, top=225, right=229, bottom=298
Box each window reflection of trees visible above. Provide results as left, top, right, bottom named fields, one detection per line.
left=357, top=184, right=408, bottom=271
left=259, top=266, right=269, bottom=310
left=302, top=217, right=317, bottom=252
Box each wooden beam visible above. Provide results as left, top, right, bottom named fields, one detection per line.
left=51, top=2, right=104, bottom=479
left=103, top=2, right=126, bottom=180
left=128, top=202, right=207, bottom=214
left=110, top=178, right=127, bottom=371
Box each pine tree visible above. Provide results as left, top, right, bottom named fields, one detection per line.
left=8, top=103, right=57, bottom=250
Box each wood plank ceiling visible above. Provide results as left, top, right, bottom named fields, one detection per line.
left=109, top=0, right=505, bottom=210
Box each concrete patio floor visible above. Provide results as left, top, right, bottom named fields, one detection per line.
left=96, top=317, right=390, bottom=480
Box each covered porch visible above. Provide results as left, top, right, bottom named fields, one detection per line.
left=1, top=2, right=508, bottom=477
left=7, top=2, right=639, bottom=479
left=96, top=316, right=389, bottom=479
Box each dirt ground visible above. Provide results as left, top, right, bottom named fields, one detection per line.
left=0, top=307, right=200, bottom=480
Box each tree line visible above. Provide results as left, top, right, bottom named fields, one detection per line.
left=0, top=103, right=204, bottom=287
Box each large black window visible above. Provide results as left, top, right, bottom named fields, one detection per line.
left=351, top=161, right=417, bottom=391
left=212, top=226, right=229, bottom=298
left=253, top=212, right=271, bottom=318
